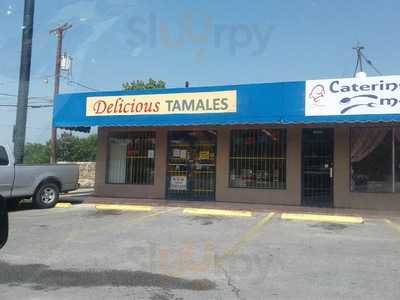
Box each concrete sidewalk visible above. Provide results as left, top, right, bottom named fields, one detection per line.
left=61, top=194, right=400, bottom=220
left=62, top=188, right=94, bottom=196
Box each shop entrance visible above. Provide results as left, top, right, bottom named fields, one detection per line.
left=301, top=128, right=334, bottom=207
left=166, top=131, right=217, bottom=201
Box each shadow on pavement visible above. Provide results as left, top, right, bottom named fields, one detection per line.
left=7, top=201, right=34, bottom=213
left=7, top=199, right=83, bottom=213
left=0, top=260, right=216, bottom=291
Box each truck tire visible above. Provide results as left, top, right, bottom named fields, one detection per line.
left=33, top=183, right=60, bottom=209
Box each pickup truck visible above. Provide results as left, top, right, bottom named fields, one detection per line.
left=0, top=145, right=79, bottom=209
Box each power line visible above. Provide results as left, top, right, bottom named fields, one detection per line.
left=0, top=123, right=51, bottom=130
left=29, top=73, right=99, bottom=91
left=360, top=52, right=383, bottom=76
left=0, top=92, right=19, bottom=97
left=64, top=78, right=98, bottom=91
left=0, top=76, right=98, bottom=101
left=0, top=104, right=52, bottom=108
left=0, top=93, right=52, bottom=101
left=0, top=93, right=52, bottom=104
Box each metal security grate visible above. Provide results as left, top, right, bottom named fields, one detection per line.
left=301, top=128, right=333, bottom=207
left=167, top=131, right=217, bottom=201
left=107, top=132, right=156, bottom=185
left=229, top=129, right=287, bottom=189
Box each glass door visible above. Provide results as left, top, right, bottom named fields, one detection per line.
left=167, top=131, right=217, bottom=201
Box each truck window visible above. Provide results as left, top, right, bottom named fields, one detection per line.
left=0, top=147, right=9, bottom=166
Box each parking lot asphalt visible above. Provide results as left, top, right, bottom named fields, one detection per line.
left=1, top=203, right=400, bottom=300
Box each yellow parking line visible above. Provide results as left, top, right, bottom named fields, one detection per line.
left=131, top=207, right=181, bottom=222
left=95, top=204, right=153, bottom=212
left=183, top=208, right=252, bottom=218
left=217, top=212, right=275, bottom=265
left=384, top=219, right=400, bottom=233
left=55, top=203, right=72, bottom=208
left=281, top=213, right=363, bottom=224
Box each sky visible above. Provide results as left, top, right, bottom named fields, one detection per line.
left=0, top=0, right=399, bottom=146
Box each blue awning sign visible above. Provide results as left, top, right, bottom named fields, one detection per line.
left=86, top=90, right=237, bottom=117
left=306, top=76, right=400, bottom=116
left=53, top=75, right=400, bottom=130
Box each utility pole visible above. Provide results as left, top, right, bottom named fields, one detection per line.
left=14, top=0, right=35, bottom=164
left=352, top=44, right=365, bottom=77
left=352, top=44, right=383, bottom=78
left=49, top=23, right=72, bottom=164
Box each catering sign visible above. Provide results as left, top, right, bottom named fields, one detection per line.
left=86, top=90, right=237, bottom=116
left=305, top=76, right=400, bottom=116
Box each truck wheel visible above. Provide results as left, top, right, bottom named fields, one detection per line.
left=33, top=183, right=60, bottom=209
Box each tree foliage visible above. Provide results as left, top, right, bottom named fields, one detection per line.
left=24, top=143, right=50, bottom=164
left=23, top=133, right=97, bottom=164
left=57, top=133, right=97, bottom=162
left=122, top=78, right=166, bottom=90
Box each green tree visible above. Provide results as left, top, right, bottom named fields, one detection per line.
left=122, top=78, right=166, bottom=90
left=23, top=134, right=97, bottom=164
left=24, top=143, right=50, bottom=164
left=57, top=133, right=97, bottom=162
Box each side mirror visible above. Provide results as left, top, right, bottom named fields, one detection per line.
left=0, top=196, right=8, bottom=249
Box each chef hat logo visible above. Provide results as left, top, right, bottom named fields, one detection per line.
left=309, top=84, right=325, bottom=103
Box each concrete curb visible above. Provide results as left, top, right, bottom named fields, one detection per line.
left=95, top=204, right=153, bottom=212
left=183, top=208, right=252, bottom=217
left=55, top=203, right=73, bottom=208
left=281, top=213, right=364, bottom=224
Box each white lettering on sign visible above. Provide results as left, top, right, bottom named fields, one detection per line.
left=86, top=91, right=237, bottom=116
left=305, top=75, right=400, bottom=116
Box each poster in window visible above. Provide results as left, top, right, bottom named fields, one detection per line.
left=173, top=149, right=181, bottom=158
left=147, top=150, right=154, bottom=159
left=170, top=176, right=187, bottom=191
left=180, top=149, right=187, bottom=159
left=199, top=151, right=210, bottom=160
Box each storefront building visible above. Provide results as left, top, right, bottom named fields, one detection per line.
left=54, top=75, right=400, bottom=210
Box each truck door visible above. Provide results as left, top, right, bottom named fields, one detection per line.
left=0, top=146, right=14, bottom=198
